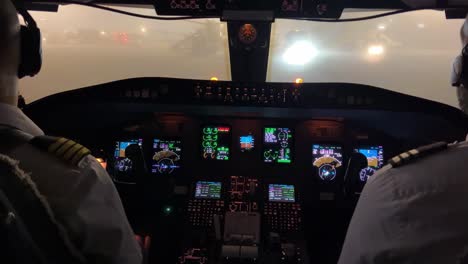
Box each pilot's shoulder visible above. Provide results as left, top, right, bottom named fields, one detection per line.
left=387, top=141, right=449, bottom=169
left=29, top=135, right=91, bottom=167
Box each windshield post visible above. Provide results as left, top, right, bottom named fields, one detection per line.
left=224, top=11, right=274, bottom=82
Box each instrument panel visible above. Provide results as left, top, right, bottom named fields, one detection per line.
left=81, top=114, right=403, bottom=264
left=103, top=121, right=388, bottom=190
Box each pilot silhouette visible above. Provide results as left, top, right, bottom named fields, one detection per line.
left=339, top=16, right=468, bottom=264
left=0, top=1, right=142, bottom=263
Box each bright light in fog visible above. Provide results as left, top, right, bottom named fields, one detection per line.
left=140, top=27, right=147, bottom=33
left=100, top=31, right=106, bottom=35
left=295, top=78, right=304, bottom=84
left=367, top=45, right=384, bottom=56
left=377, top=24, right=386, bottom=30
left=417, top=23, right=425, bottom=29
left=283, top=41, right=318, bottom=65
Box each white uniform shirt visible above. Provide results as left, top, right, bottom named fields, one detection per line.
left=0, top=103, right=142, bottom=264
left=339, top=141, right=468, bottom=264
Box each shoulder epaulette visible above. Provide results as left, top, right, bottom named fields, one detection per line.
left=388, top=141, right=448, bottom=168
left=29, top=136, right=91, bottom=166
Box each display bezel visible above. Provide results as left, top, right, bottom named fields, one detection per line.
left=200, top=124, right=232, bottom=161
left=262, top=126, right=294, bottom=164
left=312, top=143, right=344, bottom=182
left=194, top=180, right=223, bottom=200
left=267, top=183, right=296, bottom=203
left=151, top=137, right=183, bottom=175
left=110, top=138, right=144, bottom=183
left=353, top=145, right=385, bottom=182
left=239, top=133, right=255, bottom=153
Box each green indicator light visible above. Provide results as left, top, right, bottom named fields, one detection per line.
left=278, top=159, right=291, bottom=164
left=163, top=206, right=173, bottom=215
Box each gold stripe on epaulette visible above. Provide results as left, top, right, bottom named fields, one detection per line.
left=408, top=149, right=419, bottom=155
left=70, top=147, right=91, bottom=165
left=63, top=144, right=84, bottom=161
left=391, top=156, right=401, bottom=164
left=55, top=140, right=77, bottom=156
left=48, top=137, right=68, bottom=153
left=400, top=152, right=410, bottom=159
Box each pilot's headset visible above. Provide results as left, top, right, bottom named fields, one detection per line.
left=452, top=18, right=468, bottom=89
left=12, top=0, right=42, bottom=78
left=451, top=44, right=468, bottom=88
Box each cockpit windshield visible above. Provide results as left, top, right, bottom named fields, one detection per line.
left=20, top=6, right=463, bottom=107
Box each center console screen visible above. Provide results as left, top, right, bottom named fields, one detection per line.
left=195, top=181, right=222, bottom=199
left=239, top=134, right=255, bottom=152
left=354, top=146, right=384, bottom=181
left=201, top=126, right=231, bottom=161
left=263, top=127, right=293, bottom=164
left=312, top=144, right=343, bottom=181
left=114, top=139, right=143, bottom=173
left=152, top=138, right=182, bottom=174
left=268, top=184, right=295, bottom=203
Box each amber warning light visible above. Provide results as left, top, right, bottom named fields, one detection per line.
left=96, top=158, right=107, bottom=169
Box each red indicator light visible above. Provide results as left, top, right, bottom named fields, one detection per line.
left=218, top=127, right=230, bottom=133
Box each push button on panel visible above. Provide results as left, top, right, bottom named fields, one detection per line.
left=187, top=199, right=225, bottom=228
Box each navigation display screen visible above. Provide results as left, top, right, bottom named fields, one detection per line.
left=312, top=144, right=343, bottom=181
left=263, top=127, right=293, bottom=164
left=354, top=146, right=384, bottom=182
left=152, top=138, right=182, bottom=174
left=268, top=184, right=295, bottom=203
left=195, top=181, right=222, bottom=199
left=114, top=139, right=143, bottom=173
left=201, top=126, right=231, bottom=161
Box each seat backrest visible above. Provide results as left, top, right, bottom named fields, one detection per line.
left=0, top=128, right=86, bottom=264
left=343, top=152, right=368, bottom=197
left=0, top=185, right=45, bottom=264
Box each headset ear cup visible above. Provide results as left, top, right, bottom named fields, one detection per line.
left=18, top=26, right=28, bottom=78
left=18, top=25, right=42, bottom=78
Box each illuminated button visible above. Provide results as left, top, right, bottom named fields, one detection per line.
left=269, top=95, right=275, bottom=103
left=250, top=94, right=258, bottom=102
left=224, top=94, right=233, bottom=103
left=204, top=92, right=213, bottom=100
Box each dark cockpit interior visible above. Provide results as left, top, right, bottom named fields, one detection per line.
left=24, top=76, right=468, bottom=263
left=17, top=0, right=468, bottom=263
